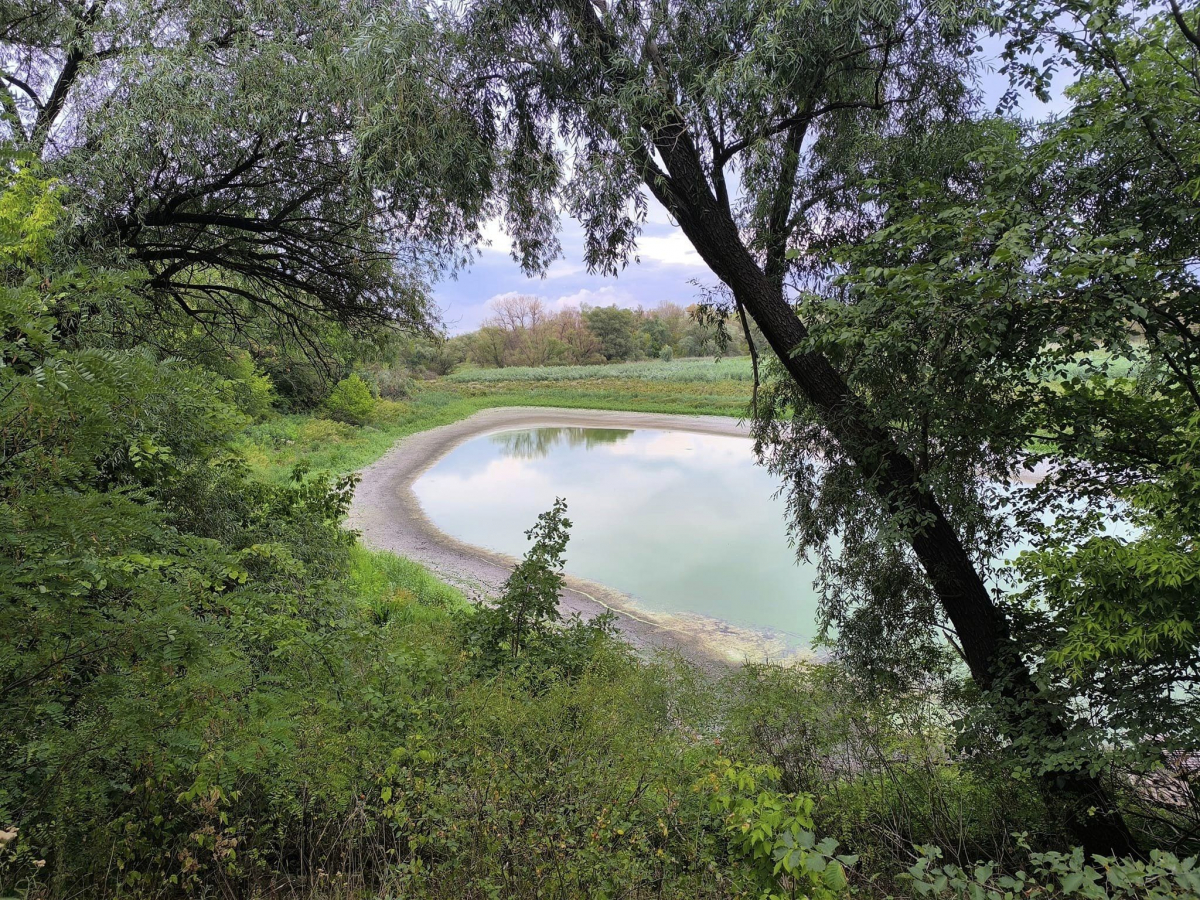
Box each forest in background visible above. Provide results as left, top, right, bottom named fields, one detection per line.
left=3, top=0, right=1200, bottom=897
left=450, top=294, right=763, bottom=369
left=363, top=295, right=760, bottom=381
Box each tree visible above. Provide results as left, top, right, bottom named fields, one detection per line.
left=638, top=314, right=671, bottom=355
left=467, top=499, right=570, bottom=661
left=489, top=294, right=557, bottom=366
left=785, top=0, right=1200, bottom=839
left=448, top=0, right=1138, bottom=854
left=549, top=306, right=604, bottom=363
left=655, top=302, right=691, bottom=350
left=0, top=0, right=492, bottom=354
left=470, top=324, right=511, bottom=367
left=584, top=305, right=636, bottom=361
left=0, top=163, right=372, bottom=892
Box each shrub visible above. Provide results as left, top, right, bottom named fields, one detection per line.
left=904, top=844, right=1200, bottom=899
left=366, top=365, right=414, bottom=399
left=715, top=662, right=1055, bottom=880
left=323, top=373, right=376, bottom=424
left=708, top=758, right=856, bottom=900
left=659, top=345, right=674, bottom=361
left=217, top=349, right=276, bottom=420
left=465, top=499, right=615, bottom=676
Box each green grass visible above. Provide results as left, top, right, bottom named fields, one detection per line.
left=350, top=543, right=466, bottom=609
left=241, top=367, right=753, bottom=482
left=349, top=543, right=467, bottom=627
left=446, top=355, right=755, bottom=383
left=238, top=363, right=752, bottom=651
left=241, top=347, right=1148, bottom=485
left=237, top=366, right=752, bottom=660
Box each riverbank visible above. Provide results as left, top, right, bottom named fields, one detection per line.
left=239, top=359, right=753, bottom=482
left=346, top=406, right=806, bottom=664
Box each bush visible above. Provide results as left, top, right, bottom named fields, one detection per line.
left=464, top=499, right=616, bottom=677
left=217, top=349, right=276, bottom=420
left=323, top=373, right=376, bottom=424
left=0, top=182, right=377, bottom=891
left=904, top=844, right=1200, bottom=899
left=714, top=662, right=1055, bottom=881
left=659, top=345, right=674, bottom=361
left=365, top=365, right=414, bottom=399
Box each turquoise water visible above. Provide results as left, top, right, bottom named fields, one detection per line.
left=413, top=426, right=821, bottom=648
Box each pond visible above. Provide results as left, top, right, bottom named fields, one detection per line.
left=413, top=426, right=822, bottom=651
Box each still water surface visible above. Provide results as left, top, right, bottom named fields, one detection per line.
left=413, top=426, right=821, bottom=649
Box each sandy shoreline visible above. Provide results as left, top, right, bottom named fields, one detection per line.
left=346, top=406, right=807, bottom=664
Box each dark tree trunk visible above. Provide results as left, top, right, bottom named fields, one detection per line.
left=549, top=0, right=1140, bottom=857
left=641, top=123, right=1141, bottom=861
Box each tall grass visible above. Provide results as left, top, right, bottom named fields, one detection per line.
left=445, top=356, right=755, bottom=383
left=349, top=544, right=466, bottom=625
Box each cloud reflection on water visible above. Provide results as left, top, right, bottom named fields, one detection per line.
left=415, top=427, right=821, bottom=648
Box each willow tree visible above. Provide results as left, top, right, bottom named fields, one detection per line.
left=0, top=0, right=493, bottom=350
left=439, top=0, right=1139, bottom=856
left=810, top=0, right=1200, bottom=845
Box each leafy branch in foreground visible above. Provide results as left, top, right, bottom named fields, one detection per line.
left=903, top=843, right=1200, bottom=900
left=465, top=498, right=615, bottom=674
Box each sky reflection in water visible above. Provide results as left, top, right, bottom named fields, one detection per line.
left=413, top=426, right=821, bottom=648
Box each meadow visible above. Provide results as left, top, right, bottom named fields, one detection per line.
left=241, top=360, right=755, bottom=480
left=445, top=356, right=756, bottom=383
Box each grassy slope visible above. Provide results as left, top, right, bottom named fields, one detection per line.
left=241, top=358, right=754, bottom=481
left=443, top=356, right=755, bottom=383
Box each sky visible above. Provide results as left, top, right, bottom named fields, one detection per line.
left=433, top=202, right=710, bottom=334
left=430, top=39, right=1065, bottom=336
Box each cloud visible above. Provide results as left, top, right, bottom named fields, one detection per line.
left=433, top=211, right=716, bottom=332
left=643, top=194, right=677, bottom=227
left=479, top=287, right=632, bottom=314
left=478, top=217, right=514, bottom=256
left=483, top=290, right=525, bottom=308
left=479, top=208, right=705, bottom=269
left=635, top=232, right=705, bottom=267
left=543, top=258, right=586, bottom=280
left=550, top=285, right=637, bottom=310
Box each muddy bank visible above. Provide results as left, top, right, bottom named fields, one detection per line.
left=346, top=407, right=807, bottom=665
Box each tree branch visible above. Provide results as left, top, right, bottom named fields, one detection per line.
left=1168, top=0, right=1200, bottom=54
left=763, top=121, right=807, bottom=285
left=716, top=28, right=897, bottom=169
left=0, top=71, right=43, bottom=108
left=736, top=298, right=760, bottom=417
left=0, top=84, right=28, bottom=142
left=715, top=98, right=891, bottom=168
left=31, top=0, right=108, bottom=155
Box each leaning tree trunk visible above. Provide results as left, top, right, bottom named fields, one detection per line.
left=644, top=127, right=1139, bottom=861
left=547, top=0, right=1140, bottom=856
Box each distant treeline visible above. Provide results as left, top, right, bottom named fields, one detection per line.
left=448, top=294, right=764, bottom=369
